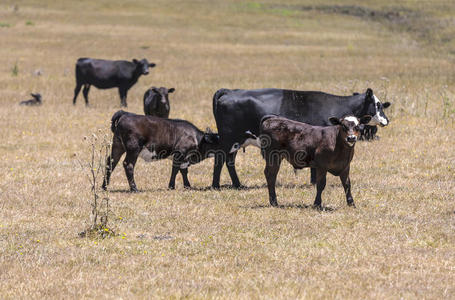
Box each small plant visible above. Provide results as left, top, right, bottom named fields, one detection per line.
left=11, top=61, right=19, bottom=76
left=76, top=131, right=116, bottom=238
left=0, top=22, right=11, bottom=28
left=25, top=21, right=34, bottom=26
left=440, top=86, right=454, bottom=126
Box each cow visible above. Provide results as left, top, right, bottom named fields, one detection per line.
left=143, top=87, right=175, bottom=118
left=253, top=114, right=371, bottom=208
left=73, top=58, right=156, bottom=107
left=211, top=88, right=390, bottom=189
left=102, top=110, right=219, bottom=192
left=20, top=93, right=42, bottom=106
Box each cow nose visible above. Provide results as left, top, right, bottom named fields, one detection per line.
left=347, top=136, right=357, bottom=143
left=143, top=70, right=149, bottom=75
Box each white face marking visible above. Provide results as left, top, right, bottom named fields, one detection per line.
left=139, top=148, right=157, bottom=162
left=229, top=143, right=240, bottom=153
left=344, top=116, right=359, bottom=125
left=370, top=95, right=388, bottom=126
left=229, top=137, right=261, bottom=153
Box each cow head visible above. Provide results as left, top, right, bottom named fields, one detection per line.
left=31, top=93, right=42, bottom=103
left=329, top=115, right=372, bottom=147
left=198, top=129, right=220, bottom=160
left=152, top=87, right=175, bottom=111
left=132, top=58, right=156, bottom=75
left=362, top=88, right=391, bottom=127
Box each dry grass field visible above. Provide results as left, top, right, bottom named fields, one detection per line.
left=1, top=0, right=455, bottom=298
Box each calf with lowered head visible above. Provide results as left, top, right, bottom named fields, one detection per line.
left=254, top=114, right=371, bottom=208
left=102, top=110, right=219, bottom=192
left=143, top=87, right=175, bottom=118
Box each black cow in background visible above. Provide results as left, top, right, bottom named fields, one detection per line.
left=73, top=58, right=156, bottom=107
left=20, top=93, right=42, bottom=106
left=143, top=87, right=175, bottom=118
left=212, top=88, right=390, bottom=189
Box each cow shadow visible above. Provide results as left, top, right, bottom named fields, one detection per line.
left=243, top=203, right=336, bottom=212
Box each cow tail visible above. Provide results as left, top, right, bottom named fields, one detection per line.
left=110, top=110, right=127, bottom=133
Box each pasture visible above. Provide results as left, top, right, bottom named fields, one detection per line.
left=1, top=0, right=454, bottom=298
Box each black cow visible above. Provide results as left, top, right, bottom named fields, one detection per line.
left=102, top=110, right=219, bottom=192
left=73, top=58, right=156, bottom=107
left=212, top=88, right=390, bottom=189
left=19, top=93, right=42, bottom=106
left=143, top=87, right=175, bottom=118
left=255, top=115, right=371, bottom=208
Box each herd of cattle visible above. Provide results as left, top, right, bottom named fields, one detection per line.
left=22, top=57, right=392, bottom=208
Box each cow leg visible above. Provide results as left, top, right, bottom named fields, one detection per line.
left=119, top=88, right=127, bottom=107
left=339, top=168, right=355, bottom=207
left=226, top=152, right=241, bottom=188
left=264, top=157, right=282, bottom=207
left=73, top=83, right=82, bottom=105
left=168, top=165, right=180, bottom=190
left=314, top=168, right=327, bottom=208
left=211, top=152, right=226, bottom=189
left=310, top=168, right=317, bottom=185
left=102, top=136, right=125, bottom=190
left=122, top=151, right=140, bottom=192
left=82, top=84, right=90, bottom=106
left=180, top=168, right=191, bottom=189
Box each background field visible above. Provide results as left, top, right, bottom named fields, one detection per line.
left=1, top=0, right=454, bottom=298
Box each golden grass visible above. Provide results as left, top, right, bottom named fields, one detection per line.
left=1, top=0, right=454, bottom=298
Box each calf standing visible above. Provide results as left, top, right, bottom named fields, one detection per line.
left=143, top=87, right=175, bottom=118
left=20, top=93, right=42, bottom=106
left=102, top=110, right=219, bottom=192
left=258, top=115, right=371, bottom=208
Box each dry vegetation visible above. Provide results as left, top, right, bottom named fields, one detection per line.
left=1, top=0, right=454, bottom=298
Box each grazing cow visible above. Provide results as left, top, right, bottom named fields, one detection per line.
left=20, top=93, right=42, bottom=106
left=102, top=110, right=219, bottom=192
left=143, top=87, right=175, bottom=118
left=73, top=58, right=156, bottom=107
left=255, top=114, right=371, bottom=208
left=212, top=88, right=390, bottom=189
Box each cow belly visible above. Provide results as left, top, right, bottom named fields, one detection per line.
left=139, top=147, right=158, bottom=162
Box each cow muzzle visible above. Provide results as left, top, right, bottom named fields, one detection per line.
left=346, top=135, right=357, bottom=146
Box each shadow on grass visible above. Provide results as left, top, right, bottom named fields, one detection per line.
left=242, top=203, right=337, bottom=212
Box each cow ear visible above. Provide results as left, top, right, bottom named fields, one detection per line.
left=152, top=87, right=159, bottom=93
left=148, top=63, right=156, bottom=68
left=205, top=127, right=213, bottom=134
left=168, top=88, right=175, bottom=93
left=132, top=59, right=139, bottom=64
left=353, top=92, right=359, bottom=96
left=31, top=93, right=36, bottom=97
left=329, top=117, right=341, bottom=126
left=382, top=102, right=391, bottom=109
left=366, top=88, right=373, bottom=98
left=360, top=115, right=372, bottom=124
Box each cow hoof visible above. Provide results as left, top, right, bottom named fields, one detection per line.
left=183, top=185, right=191, bottom=190
left=313, top=204, right=323, bottom=211
left=233, top=184, right=245, bottom=190
left=130, top=188, right=139, bottom=193
left=211, top=185, right=220, bottom=190
left=347, top=202, right=356, bottom=208
left=270, top=201, right=278, bottom=207
left=168, top=185, right=175, bottom=190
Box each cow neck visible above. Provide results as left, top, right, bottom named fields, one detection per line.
left=350, top=94, right=368, bottom=117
